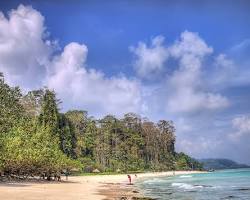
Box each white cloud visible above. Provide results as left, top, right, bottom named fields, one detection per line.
left=176, top=137, right=222, bottom=157
left=166, top=31, right=229, bottom=113
left=170, top=31, right=213, bottom=67
left=167, top=88, right=229, bottom=113
left=0, top=4, right=231, bottom=116
left=0, top=5, right=143, bottom=116
left=230, top=116, right=250, bottom=140
left=131, top=31, right=229, bottom=114
left=47, top=42, right=142, bottom=116
left=230, top=39, right=250, bottom=53
left=1, top=4, right=250, bottom=164
left=175, top=118, right=193, bottom=132
left=223, top=39, right=250, bottom=87
left=214, top=54, right=235, bottom=84
left=130, top=35, right=168, bottom=79
left=0, top=4, right=54, bottom=89
left=209, top=54, right=249, bottom=89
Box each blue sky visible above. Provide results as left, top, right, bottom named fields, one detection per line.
left=0, top=1, right=250, bottom=164
left=1, top=0, right=250, bottom=75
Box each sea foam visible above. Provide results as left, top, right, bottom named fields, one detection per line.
left=143, top=178, right=167, bottom=184
left=179, top=175, right=193, bottom=178
left=172, top=182, right=203, bottom=190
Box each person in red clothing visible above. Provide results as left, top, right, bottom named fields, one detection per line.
left=127, top=174, right=132, bottom=184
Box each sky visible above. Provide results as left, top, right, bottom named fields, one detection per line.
left=0, top=0, right=250, bottom=164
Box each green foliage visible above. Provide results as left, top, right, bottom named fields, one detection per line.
left=0, top=75, right=26, bottom=174
left=64, top=110, right=89, bottom=158
left=0, top=75, right=81, bottom=179
left=0, top=72, right=203, bottom=179
left=0, top=75, right=23, bottom=135
left=58, top=114, right=76, bottom=158
left=38, top=89, right=60, bottom=133
left=1, top=125, right=80, bottom=177
left=175, top=152, right=203, bottom=170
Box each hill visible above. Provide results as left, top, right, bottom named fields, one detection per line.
left=199, top=158, right=250, bottom=170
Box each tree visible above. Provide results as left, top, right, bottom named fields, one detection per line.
left=0, top=74, right=24, bottom=134
left=0, top=72, right=203, bottom=178
left=1, top=125, right=80, bottom=179
left=21, top=90, right=44, bottom=117
left=0, top=74, right=25, bottom=175
left=38, top=89, right=60, bottom=134
left=58, top=114, right=76, bottom=158
left=64, top=110, right=88, bottom=158
left=175, top=152, right=203, bottom=170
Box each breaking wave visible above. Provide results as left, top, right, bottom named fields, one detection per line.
left=172, top=182, right=208, bottom=190
left=179, top=175, right=193, bottom=178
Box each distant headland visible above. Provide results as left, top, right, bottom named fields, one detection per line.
left=198, top=158, right=250, bottom=170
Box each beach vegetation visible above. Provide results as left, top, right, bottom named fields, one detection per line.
left=0, top=73, right=202, bottom=180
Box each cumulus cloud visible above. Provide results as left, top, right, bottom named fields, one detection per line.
left=167, top=32, right=230, bottom=113
left=230, top=116, right=250, bottom=139
left=130, top=31, right=246, bottom=162
left=47, top=42, right=142, bottom=116
left=208, top=53, right=250, bottom=89
left=176, top=137, right=222, bottom=157
left=230, top=39, right=250, bottom=57
left=130, top=35, right=168, bottom=79
left=0, top=5, right=143, bottom=116
left=0, top=4, right=54, bottom=89
left=169, top=31, right=213, bottom=66
left=204, top=39, right=250, bottom=93
left=212, top=54, right=235, bottom=86
left=130, top=31, right=230, bottom=114
left=0, top=5, right=232, bottom=117
left=2, top=4, right=250, bottom=164
left=167, top=89, right=229, bottom=113
left=175, top=118, right=193, bottom=133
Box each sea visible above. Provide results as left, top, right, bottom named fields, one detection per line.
left=136, top=168, right=250, bottom=200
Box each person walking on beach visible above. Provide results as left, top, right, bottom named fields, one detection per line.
left=127, top=174, right=132, bottom=184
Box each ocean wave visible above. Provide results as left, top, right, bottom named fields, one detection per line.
left=143, top=178, right=167, bottom=184
left=171, top=182, right=211, bottom=190
left=179, top=175, right=193, bottom=178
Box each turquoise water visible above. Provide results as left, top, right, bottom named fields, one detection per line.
left=137, top=169, right=250, bottom=200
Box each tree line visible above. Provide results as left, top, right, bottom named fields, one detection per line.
left=0, top=73, right=202, bottom=180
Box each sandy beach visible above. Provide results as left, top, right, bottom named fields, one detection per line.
left=0, top=171, right=203, bottom=200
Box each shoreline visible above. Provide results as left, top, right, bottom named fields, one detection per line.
left=100, top=171, right=205, bottom=199
left=0, top=171, right=205, bottom=200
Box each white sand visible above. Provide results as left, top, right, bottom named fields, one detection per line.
left=0, top=171, right=204, bottom=200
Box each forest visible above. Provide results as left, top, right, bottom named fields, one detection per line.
left=0, top=73, right=202, bottom=180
